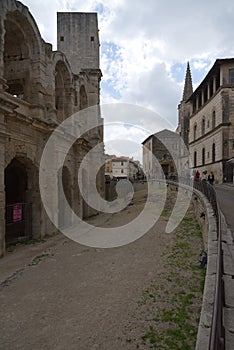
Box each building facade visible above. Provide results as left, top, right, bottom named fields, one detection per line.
left=105, top=156, right=141, bottom=181
left=178, top=59, right=234, bottom=183
left=142, top=129, right=181, bottom=179
left=0, top=0, right=104, bottom=255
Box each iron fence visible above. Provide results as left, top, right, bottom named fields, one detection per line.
left=5, top=202, right=32, bottom=246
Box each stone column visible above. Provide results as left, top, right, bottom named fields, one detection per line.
left=207, top=84, right=210, bottom=100
left=201, top=90, right=204, bottom=106
left=213, top=76, right=216, bottom=94
left=196, top=95, right=199, bottom=110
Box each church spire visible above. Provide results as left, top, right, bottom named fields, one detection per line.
left=182, top=62, right=193, bottom=101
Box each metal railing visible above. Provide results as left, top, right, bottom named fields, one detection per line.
left=168, top=177, right=225, bottom=349
left=5, top=202, right=32, bottom=246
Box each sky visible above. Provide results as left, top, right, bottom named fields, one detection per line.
left=21, top=0, right=234, bottom=161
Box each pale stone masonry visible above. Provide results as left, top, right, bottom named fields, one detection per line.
left=178, top=59, right=234, bottom=183
left=142, top=129, right=182, bottom=180
left=0, top=0, right=104, bottom=256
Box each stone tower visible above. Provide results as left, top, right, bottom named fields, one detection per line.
left=57, top=12, right=100, bottom=75
left=178, top=62, right=193, bottom=147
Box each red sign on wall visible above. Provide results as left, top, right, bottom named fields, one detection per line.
left=13, top=203, right=22, bottom=222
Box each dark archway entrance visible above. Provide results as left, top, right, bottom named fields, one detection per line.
left=5, top=159, right=32, bottom=246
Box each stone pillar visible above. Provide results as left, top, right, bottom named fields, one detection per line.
left=201, top=90, right=204, bottom=106
left=207, top=84, right=210, bottom=100
left=213, top=76, right=216, bottom=94
left=196, top=95, right=199, bottom=110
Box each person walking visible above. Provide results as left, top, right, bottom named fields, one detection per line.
left=208, top=171, right=215, bottom=185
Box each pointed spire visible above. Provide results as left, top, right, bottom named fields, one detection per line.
left=182, top=62, right=193, bottom=101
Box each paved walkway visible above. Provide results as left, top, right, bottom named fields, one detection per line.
left=215, top=184, right=234, bottom=349
left=0, top=190, right=204, bottom=350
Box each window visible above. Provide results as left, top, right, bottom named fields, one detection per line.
left=121, top=162, right=124, bottom=166
left=91, top=36, right=94, bottom=42
left=193, top=124, right=197, bottom=140
left=60, top=36, right=64, bottom=41
left=194, top=151, right=197, bottom=168
left=201, top=118, right=205, bottom=136
left=212, top=143, right=216, bottom=162
left=229, top=69, right=234, bottom=84
left=121, top=169, right=124, bottom=173
left=212, top=111, right=216, bottom=129
left=202, top=148, right=205, bottom=165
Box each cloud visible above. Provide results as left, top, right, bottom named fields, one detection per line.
left=21, top=0, right=234, bottom=159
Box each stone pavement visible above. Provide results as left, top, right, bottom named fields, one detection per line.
left=215, top=184, right=234, bottom=349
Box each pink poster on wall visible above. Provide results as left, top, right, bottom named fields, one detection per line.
left=13, top=203, right=22, bottom=222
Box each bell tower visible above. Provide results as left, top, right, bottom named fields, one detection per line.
left=177, top=62, right=193, bottom=147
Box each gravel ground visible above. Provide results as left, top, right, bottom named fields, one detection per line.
left=0, top=189, right=204, bottom=350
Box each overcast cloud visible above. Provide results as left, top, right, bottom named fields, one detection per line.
left=21, top=0, right=234, bottom=159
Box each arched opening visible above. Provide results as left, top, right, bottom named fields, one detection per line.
left=194, top=151, right=197, bottom=168
left=58, top=166, right=73, bottom=228
left=4, top=158, right=40, bottom=246
left=201, top=118, right=205, bottom=136
left=212, top=143, right=216, bottom=162
left=3, top=10, right=41, bottom=103
left=55, top=61, right=72, bottom=122
left=202, top=147, right=205, bottom=165
left=79, top=85, right=88, bottom=110
left=212, top=111, right=216, bottom=129
left=193, top=123, right=197, bottom=141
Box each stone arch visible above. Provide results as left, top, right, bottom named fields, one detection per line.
left=54, top=55, right=73, bottom=122
left=1, top=2, right=43, bottom=101
left=79, top=85, right=88, bottom=110
left=4, top=156, right=40, bottom=246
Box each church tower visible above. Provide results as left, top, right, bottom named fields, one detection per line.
left=177, top=62, right=193, bottom=147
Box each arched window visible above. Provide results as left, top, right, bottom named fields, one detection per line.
left=3, top=11, right=41, bottom=104
left=212, top=111, right=216, bottom=129
left=55, top=61, right=72, bottom=121
left=202, top=148, right=205, bottom=165
left=212, top=143, right=216, bottom=162
left=201, top=118, right=205, bottom=136
left=193, top=124, right=197, bottom=141
left=194, top=151, right=197, bottom=168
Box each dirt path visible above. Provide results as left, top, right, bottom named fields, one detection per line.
left=0, top=190, right=204, bottom=350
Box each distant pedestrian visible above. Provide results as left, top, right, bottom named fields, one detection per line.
left=208, top=172, right=215, bottom=185
left=194, top=170, right=200, bottom=181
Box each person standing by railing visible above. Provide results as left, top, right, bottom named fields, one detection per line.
left=194, top=170, right=200, bottom=181
left=208, top=171, right=215, bottom=185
